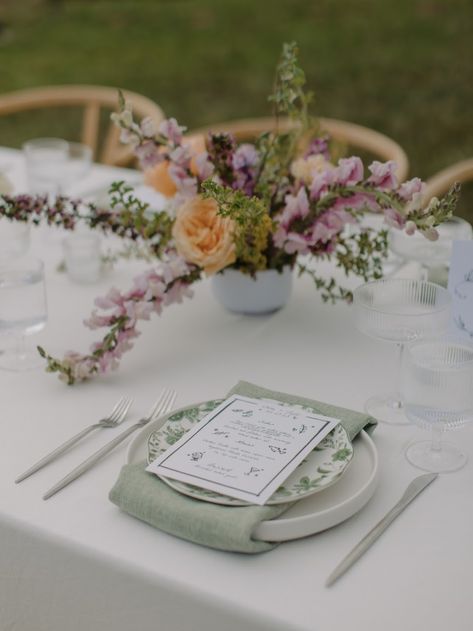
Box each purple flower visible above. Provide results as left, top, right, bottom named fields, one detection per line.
left=383, top=207, right=406, bottom=229
left=232, top=144, right=259, bottom=170
left=334, top=157, right=364, bottom=186
left=330, top=192, right=379, bottom=214
left=308, top=171, right=333, bottom=201
left=158, top=118, right=186, bottom=145
left=134, top=140, right=163, bottom=169
left=398, top=177, right=424, bottom=202
left=311, top=209, right=351, bottom=245
left=140, top=116, right=157, bottom=138
left=367, top=160, right=398, bottom=190
left=304, top=136, right=330, bottom=160
left=193, top=152, right=214, bottom=180
left=168, top=164, right=198, bottom=197
left=278, top=189, right=310, bottom=228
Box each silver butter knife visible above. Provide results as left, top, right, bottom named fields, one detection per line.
left=326, top=472, right=438, bottom=587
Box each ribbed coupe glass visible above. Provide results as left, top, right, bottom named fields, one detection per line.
left=401, top=339, right=473, bottom=472
left=353, top=279, right=451, bottom=425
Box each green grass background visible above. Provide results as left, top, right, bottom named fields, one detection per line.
left=1, top=0, right=472, bottom=217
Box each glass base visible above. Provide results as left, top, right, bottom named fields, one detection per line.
left=365, top=393, right=409, bottom=425
left=406, top=440, right=468, bottom=473
left=0, top=347, right=44, bottom=372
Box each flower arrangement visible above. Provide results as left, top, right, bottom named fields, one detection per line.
left=0, top=43, right=459, bottom=384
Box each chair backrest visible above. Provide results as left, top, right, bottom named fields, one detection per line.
left=190, top=115, right=409, bottom=182
left=422, top=158, right=473, bottom=200
left=0, top=85, right=165, bottom=167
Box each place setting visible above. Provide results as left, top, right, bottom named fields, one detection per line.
left=0, top=38, right=473, bottom=628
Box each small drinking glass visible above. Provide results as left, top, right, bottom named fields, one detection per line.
left=23, top=138, right=69, bottom=195
left=59, top=142, right=93, bottom=194
left=0, top=257, right=48, bottom=371
left=62, top=231, right=102, bottom=284
left=401, top=339, right=473, bottom=472
left=353, top=278, right=451, bottom=424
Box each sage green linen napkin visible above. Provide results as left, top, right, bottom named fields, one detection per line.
left=109, top=381, right=376, bottom=553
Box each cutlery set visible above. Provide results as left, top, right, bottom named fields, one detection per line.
left=15, top=388, right=176, bottom=500
left=15, top=386, right=439, bottom=587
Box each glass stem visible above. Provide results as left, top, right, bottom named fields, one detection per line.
left=392, top=343, right=404, bottom=409
left=15, top=334, right=27, bottom=360
left=430, top=424, right=442, bottom=453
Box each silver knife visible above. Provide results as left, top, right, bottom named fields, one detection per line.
left=326, top=472, right=438, bottom=587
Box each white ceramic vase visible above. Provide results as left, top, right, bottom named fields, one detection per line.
left=211, top=267, right=293, bottom=315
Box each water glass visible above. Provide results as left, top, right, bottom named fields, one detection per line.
left=23, top=138, right=69, bottom=195
left=60, top=142, right=93, bottom=194
left=63, top=231, right=102, bottom=284
left=0, top=257, right=48, bottom=371
left=353, top=278, right=451, bottom=424
left=401, top=339, right=473, bottom=472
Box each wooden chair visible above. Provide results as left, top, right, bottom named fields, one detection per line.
left=189, top=115, right=410, bottom=182
left=0, top=85, right=165, bottom=167
left=422, top=158, right=473, bottom=199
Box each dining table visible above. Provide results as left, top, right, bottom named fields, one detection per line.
left=0, top=145, right=471, bottom=631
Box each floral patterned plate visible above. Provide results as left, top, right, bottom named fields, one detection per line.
left=146, top=399, right=354, bottom=506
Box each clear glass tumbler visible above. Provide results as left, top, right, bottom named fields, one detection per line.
left=23, top=138, right=69, bottom=195
left=0, top=257, right=48, bottom=371
left=353, top=278, right=452, bottom=424
left=401, top=339, right=473, bottom=472
left=62, top=231, right=102, bottom=284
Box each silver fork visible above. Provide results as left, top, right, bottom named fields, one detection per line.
left=43, top=388, right=176, bottom=500
left=15, top=397, right=133, bottom=484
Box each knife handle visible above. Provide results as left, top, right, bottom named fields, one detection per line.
left=15, top=424, right=99, bottom=483
left=326, top=473, right=438, bottom=587
left=42, top=423, right=141, bottom=500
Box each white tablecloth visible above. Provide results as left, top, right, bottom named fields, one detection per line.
left=1, top=148, right=472, bottom=631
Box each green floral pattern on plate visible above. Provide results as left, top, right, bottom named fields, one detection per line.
left=147, top=399, right=354, bottom=506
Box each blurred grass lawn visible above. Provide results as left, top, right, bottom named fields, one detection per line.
left=0, top=0, right=472, bottom=217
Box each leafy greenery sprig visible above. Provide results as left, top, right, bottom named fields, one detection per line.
left=255, top=42, right=318, bottom=204
left=0, top=181, right=174, bottom=257
left=298, top=228, right=389, bottom=304
left=201, top=179, right=273, bottom=272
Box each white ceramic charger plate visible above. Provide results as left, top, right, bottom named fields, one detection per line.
left=126, top=408, right=379, bottom=542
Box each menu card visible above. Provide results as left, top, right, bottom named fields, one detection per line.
left=447, top=240, right=473, bottom=341
left=146, top=395, right=339, bottom=505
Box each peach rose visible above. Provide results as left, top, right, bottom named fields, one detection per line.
left=172, top=196, right=236, bottom=275
left=143, top=135, right=207, bottom=198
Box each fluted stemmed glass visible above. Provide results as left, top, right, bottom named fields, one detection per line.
left=353, top=279, right=451, bottom=425
left=400, top=339, right=473, bottom=472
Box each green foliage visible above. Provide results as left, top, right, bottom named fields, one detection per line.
left=298, top=228, right=389, bottom=304
left=201, top=179, right=273, bottom=272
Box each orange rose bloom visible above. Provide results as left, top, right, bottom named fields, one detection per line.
left=172, top=196, right=236, bottom=275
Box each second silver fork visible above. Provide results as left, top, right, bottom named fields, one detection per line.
left=15, top=396, right=133, bottom=483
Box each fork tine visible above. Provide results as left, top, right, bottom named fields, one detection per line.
left=116, top=397, right=133, bottom=423
left=105, top=396, right=126, bottom=423
left=113, top=396, right=132, bottom=422
left=152, top=388, right=176, bottom=420
left=147, top=390, right=170, bottom=420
